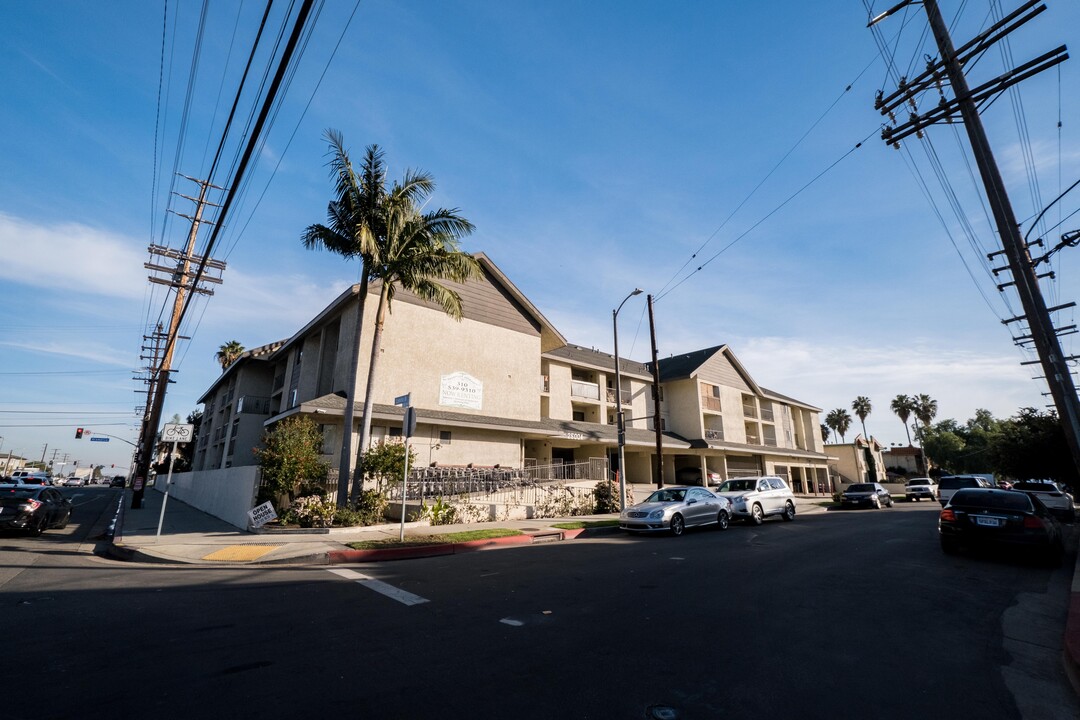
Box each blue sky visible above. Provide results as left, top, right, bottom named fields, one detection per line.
left=1, top=1, right=1079, bottom=471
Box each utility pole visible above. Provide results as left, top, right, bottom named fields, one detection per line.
left=132, top=176, right=226, bottom=508
left=873, top=0, right=1080, bottom=477
left=647, top=294, right=665, bottom=488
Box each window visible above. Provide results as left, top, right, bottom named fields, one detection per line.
left=768, top=478, right=786, bottom=490
left=573, top=410, right=585, bottom=422
left=440, top=430, right=452, bottom=445
left=389, top=427, right=402, bottom=438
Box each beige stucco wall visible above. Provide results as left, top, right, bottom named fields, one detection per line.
left=371, top=425, right=522, bottom=468
left=344, top=299, right=541, bottom=422
left=664, top=378, right=702, bottom=438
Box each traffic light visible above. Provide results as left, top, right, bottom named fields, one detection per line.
left=75, top=427, right=84, bottom=439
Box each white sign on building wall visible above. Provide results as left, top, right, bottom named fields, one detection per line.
left=439, top=371, right=483, bottom=410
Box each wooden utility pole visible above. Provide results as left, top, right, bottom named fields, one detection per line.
left=647, top=294, right=665, bottom=487
left=132, top=176, right=225, bottom=508
left=874, top=0, right=1080, bottom=478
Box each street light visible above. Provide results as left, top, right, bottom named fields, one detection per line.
left=613, top=288, right=643, bottom=510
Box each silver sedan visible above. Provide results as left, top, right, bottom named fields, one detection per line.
left=619, top=486, right=731, bottom=536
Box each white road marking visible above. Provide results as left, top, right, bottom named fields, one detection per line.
left=326, top=568, right=429, bottom=606
left=500, top=618, right=524, bottom=626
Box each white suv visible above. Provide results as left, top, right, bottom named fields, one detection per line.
left=905, top=477, right=938, bottom=502
left=713, top=476, right=796, bottom=525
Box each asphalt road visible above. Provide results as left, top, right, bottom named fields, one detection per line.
left=0, top=497, right=1077, bottom=720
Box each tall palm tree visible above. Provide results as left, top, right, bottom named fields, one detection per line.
left=890, top=394, right=916, bottom=446
left=914, top=393, right=938, bottom=470
left=215, top=341, right=245, bottom=370
left=852, top=396, right=872, bottom=441
left=826, top=408, right=852, bottom=443
left=352, top=177, right=480, bottom=500
left=302, top=130, right=388, bottom=507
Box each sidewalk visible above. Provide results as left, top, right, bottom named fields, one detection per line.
left=107, top=485, right=832, bottom=566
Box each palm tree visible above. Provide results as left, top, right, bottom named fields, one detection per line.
left=890, top=394, right=916, bottom=446
left=352, top=175, right=480, bottom=500
left=914, top=393, right=938, bottom=470
left=215, top=341, right=244, bottom=370
left=302, top=130, right=387, bottom=507
left=826, top=408, right=852, bottom=443
left=820, top=423, right=831, bottom=443
left=852, top=396, right=872, bottom=441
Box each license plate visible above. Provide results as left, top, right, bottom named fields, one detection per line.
left=976, top=516, right=1002, bottom=527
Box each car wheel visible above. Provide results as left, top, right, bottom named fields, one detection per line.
left=781, top=501, right=795, bottom=521
left=940, top=537, right=959, bottom=555
left=670, top=513, right=685, bottom=537
left=872, top=496, right=881, bottom=509
left=28, top=514, right=47, bottom=537
left=716, top=510, right=730, bottom=531
left=750, top=504, right=764, bottom=526
left=886, top=498, right=894, bottom=508
left=57, top=510, right=70, bottom=530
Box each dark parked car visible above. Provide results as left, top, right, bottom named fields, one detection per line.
left=0, top=486, right=73, bottom=536
left=110, top=476, right=126, bottom=488
left=938, top=488, right=1063, bottom=565
left=840, top=482, right=894, bottom=509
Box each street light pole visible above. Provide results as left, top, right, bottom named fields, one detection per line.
left=613, top=288, right=643, bottom=511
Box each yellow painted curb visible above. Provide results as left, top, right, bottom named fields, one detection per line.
left=201, top=544, right=282, bottom=562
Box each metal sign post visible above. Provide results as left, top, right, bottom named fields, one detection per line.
left=395, top=396, right=414, bottom=542
left=156, top=423, right=193, bottom=537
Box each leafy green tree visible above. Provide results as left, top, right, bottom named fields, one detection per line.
left=852, top=396, right=872, bottom=440
left=353, top=167, right=480, bottom=500
left=215, top=341, right=245, bottom=371
left=921, top=424, right=965, bottom=473
left=254, top=416, right=329, bottom=504
left=302, top=131, right=387, bottom=507
left=825, top=408, right=852, bottom=443
left=989, top=408, right=1076, bottom=484
left=820, top=423, right=831, bottom=443
left=360, top=440, right=417, bottom=489
left=890, top=394, right=916, bottom=446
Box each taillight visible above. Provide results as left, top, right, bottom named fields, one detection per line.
left=21, top=499, right=42, bottom=512
left=1023, top=516, right=1044, bottom=529
left=940, top=508, right=956, bottom=522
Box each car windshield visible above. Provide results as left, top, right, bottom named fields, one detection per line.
left=2, top=488, right=39, bottom=498
left=907, top=479, right=929, bottom=486
left=951, top=489, right=1032, bottom=511
left=644, top=489, right=687, bottom=503
left=939, top=477, right=979, bottom=489
left=847, top=484, right=874, bottom=492
left=717, top=479, right=755, bottom=492
left=1013, top=482, right=1055, bottom=491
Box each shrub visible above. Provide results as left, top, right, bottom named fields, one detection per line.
left=255, top=416, right=330, bottom=504
left=593, top=479, right=620, bottom=514
left=351, top=489, right=389, bottom=525
left=291, top=495, right=336, bottom=528
left=415, top=496, right=456, bottom=525
left=534, top=483, right=593, bottom=518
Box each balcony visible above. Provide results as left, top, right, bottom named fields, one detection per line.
left=760, top=405, right=774, bottom=422
left=763, top=427, right=777, bottom=447
left=701, top=396, right=722, bottom=413
left=237, top=395, right=271, bottom=415
left=540, top=375, right=550, bottom=393
left=742, top=403, right=757, bottom=419
left=605, top=387, right=631, bottom=406
left=273, top=372, right=285, bottom=392
left=704, top=428, right=724, bottom=442
left=571, top=380, right=600, bottom=401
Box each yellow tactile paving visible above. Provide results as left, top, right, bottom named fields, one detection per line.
left=201, top=544, right=282, bottom=562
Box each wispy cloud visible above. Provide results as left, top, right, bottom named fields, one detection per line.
left=0, top=213, right=146, bottom=298
left=0, top=338, right=134, bottom=367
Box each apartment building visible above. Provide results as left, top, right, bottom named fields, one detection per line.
left=192, top=253, right=830, bottom=493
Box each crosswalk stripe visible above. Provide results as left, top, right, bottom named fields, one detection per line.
left=326, top=568, right=429, bottom=606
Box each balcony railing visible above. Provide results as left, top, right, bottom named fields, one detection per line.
left=742, top=403, right=757, bottom=419
left=745, top=430, right=760, bottom=445
left=571, top=380, right=600, bottom=401
left=273, top=372, right=285, bottom=391
left=763, top=427, right=777, bottom=447
left=605, top=387, right=632, bottom=405
left=760, top=405, right=774, bottom=422
left=701, top=396, right=722, bottom=412
left=540, top=375, right=550, bottom=393
left=704, top=428, right=724, bottom=442
left=237, top=395, right=271, bottom=415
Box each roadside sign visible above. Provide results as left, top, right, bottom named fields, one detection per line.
left=90, top=437, right=109, bottom=442
left=248, top=501, right=277, bottom=528
left=162, top=423, right=195, bottom=443
left=394, top=393, right=410, bottom=407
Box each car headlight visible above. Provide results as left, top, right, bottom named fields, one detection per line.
left=731, top=496, right=744, bottom=504
left=648, top=509, right=665, bottom=519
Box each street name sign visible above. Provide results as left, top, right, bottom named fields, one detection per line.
left=90, top=437, right=110, bottom=442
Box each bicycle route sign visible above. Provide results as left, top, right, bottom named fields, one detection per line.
left=162, top=423, right=195, bottom=444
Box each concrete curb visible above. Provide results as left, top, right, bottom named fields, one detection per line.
left=329, top=532, right=541, bottom=564
left=1063, top=539, right=1080, bottom=695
